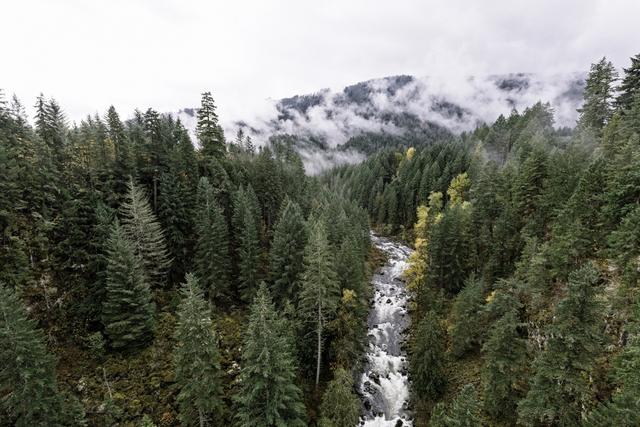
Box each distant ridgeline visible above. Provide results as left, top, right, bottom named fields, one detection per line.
left=176, top=72, right=585, bottom=173
left=328, top=54, right=640, bottom=426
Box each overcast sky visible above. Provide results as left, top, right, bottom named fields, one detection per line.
left=2, top=0, right=639, bottom=123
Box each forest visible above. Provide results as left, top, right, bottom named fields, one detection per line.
left=1, top=52, right=640, bottom=427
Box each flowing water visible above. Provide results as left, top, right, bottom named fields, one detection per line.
left=359, top=233, right=413, bottom=426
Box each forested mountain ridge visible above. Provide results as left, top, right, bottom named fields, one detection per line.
left=1, top=51, right=639, bottom=427
left=329, top=54, right=640, bottom=426
left=176, top=72, right=585, bottom=174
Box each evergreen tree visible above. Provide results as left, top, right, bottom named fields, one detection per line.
left=410, top=310, right=447, bottom=401
left=429, top=384, right=482, bottom=427
left=194, top=177, right=231, bottom=301
left=616, top=53, right=640, bottom=113
left=0, top=285, right=63, bottom=426
left=158, top=171, right=192, bottom=282
left=269, top=198, right=307, bottom=303
left=577, top=57, right=618, bottom=133
left=174, top=274, right=223, bottom=426
left=235, top=283, right=306, bottom=426
left=102, top=221, right=155, bottom=350
left=319, top=368, right=361, bottom=427
left=450, top=277, right=485, bottom=358
left=298, top=220, right=340, bottom=387
left=120, top=179, right=171, bottom=287
left=197, top=92, right=225, bottom=160
left=518, top=264, right=604, bottom=426
left=232, top=185, right=261, bottom=302
left=482, top=283, right=527, bottom=422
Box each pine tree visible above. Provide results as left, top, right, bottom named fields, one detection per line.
left=232, top=185, right=261, bottom=302
left=0, top=285, right=63, bottom=426
left=120, top=179, right=171, bottom=287
left=482, top=283, right=527, bottom=422
left=518, top=264, right=604, bottom=426
left=101, top=221, right=155, bottom=350
left=319, top=368, right=361, bottom=427
left=194, top=177, right=230, bottom=301
left=269, top=198, right=307, bottom=303
left=429, top=384, right=482, bottom=427
left=577, top=57, right=618, bottom=133
left=410, top=310, right=447, bottom=400
left=197, top=92, right=225, bottom=160
left=616, top=53, right=640, bottom=113
left=298, top=220, right=340, bottom=387
left=174, top=274, right=223, bottom=426
left=235, top=283, right=306, bottom=426
left=450, top=277, right=485, bottom=358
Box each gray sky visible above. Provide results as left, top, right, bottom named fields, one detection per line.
left=2, top=0, right=639, bottom=124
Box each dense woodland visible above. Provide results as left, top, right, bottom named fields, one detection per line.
left=331, top=53, right=640, bottom=426
left=1, top=52, right=640, bottom=427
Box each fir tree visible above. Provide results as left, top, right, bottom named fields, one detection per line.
left=197, top=92, right=225, bottom=160
left=101, top=221, right=155, bottom=350
left=410, top=310, right=447, bottom=401
left=577, top=57, right=618, bottom=133
left=194, top=177, right=230, bottom=301
left=235, top=283, right=306, bottom=426
left=429, top=384, right=482, bottom=427
left=120, top=178, right=171, bottom=287
left=174, top=274, right=223, bottom=426
left=232, top=185, right=261, bottom=302
left=298, top=220, right=340, bottom=387
left=0, top=285, right=63, bottom=426
left=616, top=53, right=640, bottom=113
left=269, top=198, right=307, bottom=303
left=518, top=264, right=604, bottom=426
left=450, top=277, right=485, bottom=358
left=158, top=171, right=192, bottom=282
left=319, top=368, right=361, bottom=427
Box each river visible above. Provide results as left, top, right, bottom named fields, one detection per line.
left=359, top=233, right=413, bottom=426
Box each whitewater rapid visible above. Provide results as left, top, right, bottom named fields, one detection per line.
left=359, top=234, right=413, bottom=426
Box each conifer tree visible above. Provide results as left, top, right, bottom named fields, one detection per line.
left=577, top=57, right=618, bottom=133
left=174, top=274, right=223, bottom=427
left=102, top=221, right=155, bottom=349
left=197, top=92, right=225, bottom=160
left=410, top=310, right=447, bottom=400
left=319, top=368, right=361, bottom=427
left=269, top=198, right=307, bottom=303
left=158, top=171, right=192, bottom=282
left=232, top=185, right=261, bottom=302
left=235, top=283, right=306, bottom=426
left=0, top=285, right=63, bottom=426
left=120, top=179, right=171, bottom=287
left=194, top=177, right=230, bottom=301
left=429, top=384, right=482, bottom=427
left=518, top=264, right=604, bottom=426
left=482, top=283, right=527, bottom=422
left=450, top=277, right=485, bottom=358
left=298, top=220, right=340, bottom=387
left=616, top=53, right=640, bottom=113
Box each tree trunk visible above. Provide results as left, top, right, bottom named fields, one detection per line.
left=316, top=305, right=322, bottom=388
left=199, top=408, right=205, bottom=427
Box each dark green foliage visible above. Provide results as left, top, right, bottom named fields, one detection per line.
left=616, top=53, right=640, bottom=113
left=429, top=384, right=483, bottom=427
left=232, top=185, right=262, bottom=302
left=235, top=283, right=306, bottom=426
left=102, top=222, right=155, bottom=350
left=120, top=179, right=171, bottom=287
left=608, top=204, right=640, bottom=286
left=197, top=92, right=226, bottom=161
left=269, top=198, right=307, bottom=303
left=450, top=277, right=485, bottom=358
left=298, top=220, right=340, bottom=386
left=578, top=57, right=618, bottom=133
left=518, top=264, right=604, bottom=426
left=410, top=310, right=447, bottom=400
left=319, top=368, right=361, bottom=427
left=174, top=274, right=223, bottom=426
left=194, top=177, right=230, bottom=301
left=0, top=284, right=65, bottom=426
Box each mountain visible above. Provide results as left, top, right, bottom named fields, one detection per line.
left=175, top=73, right=585, bottom=173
